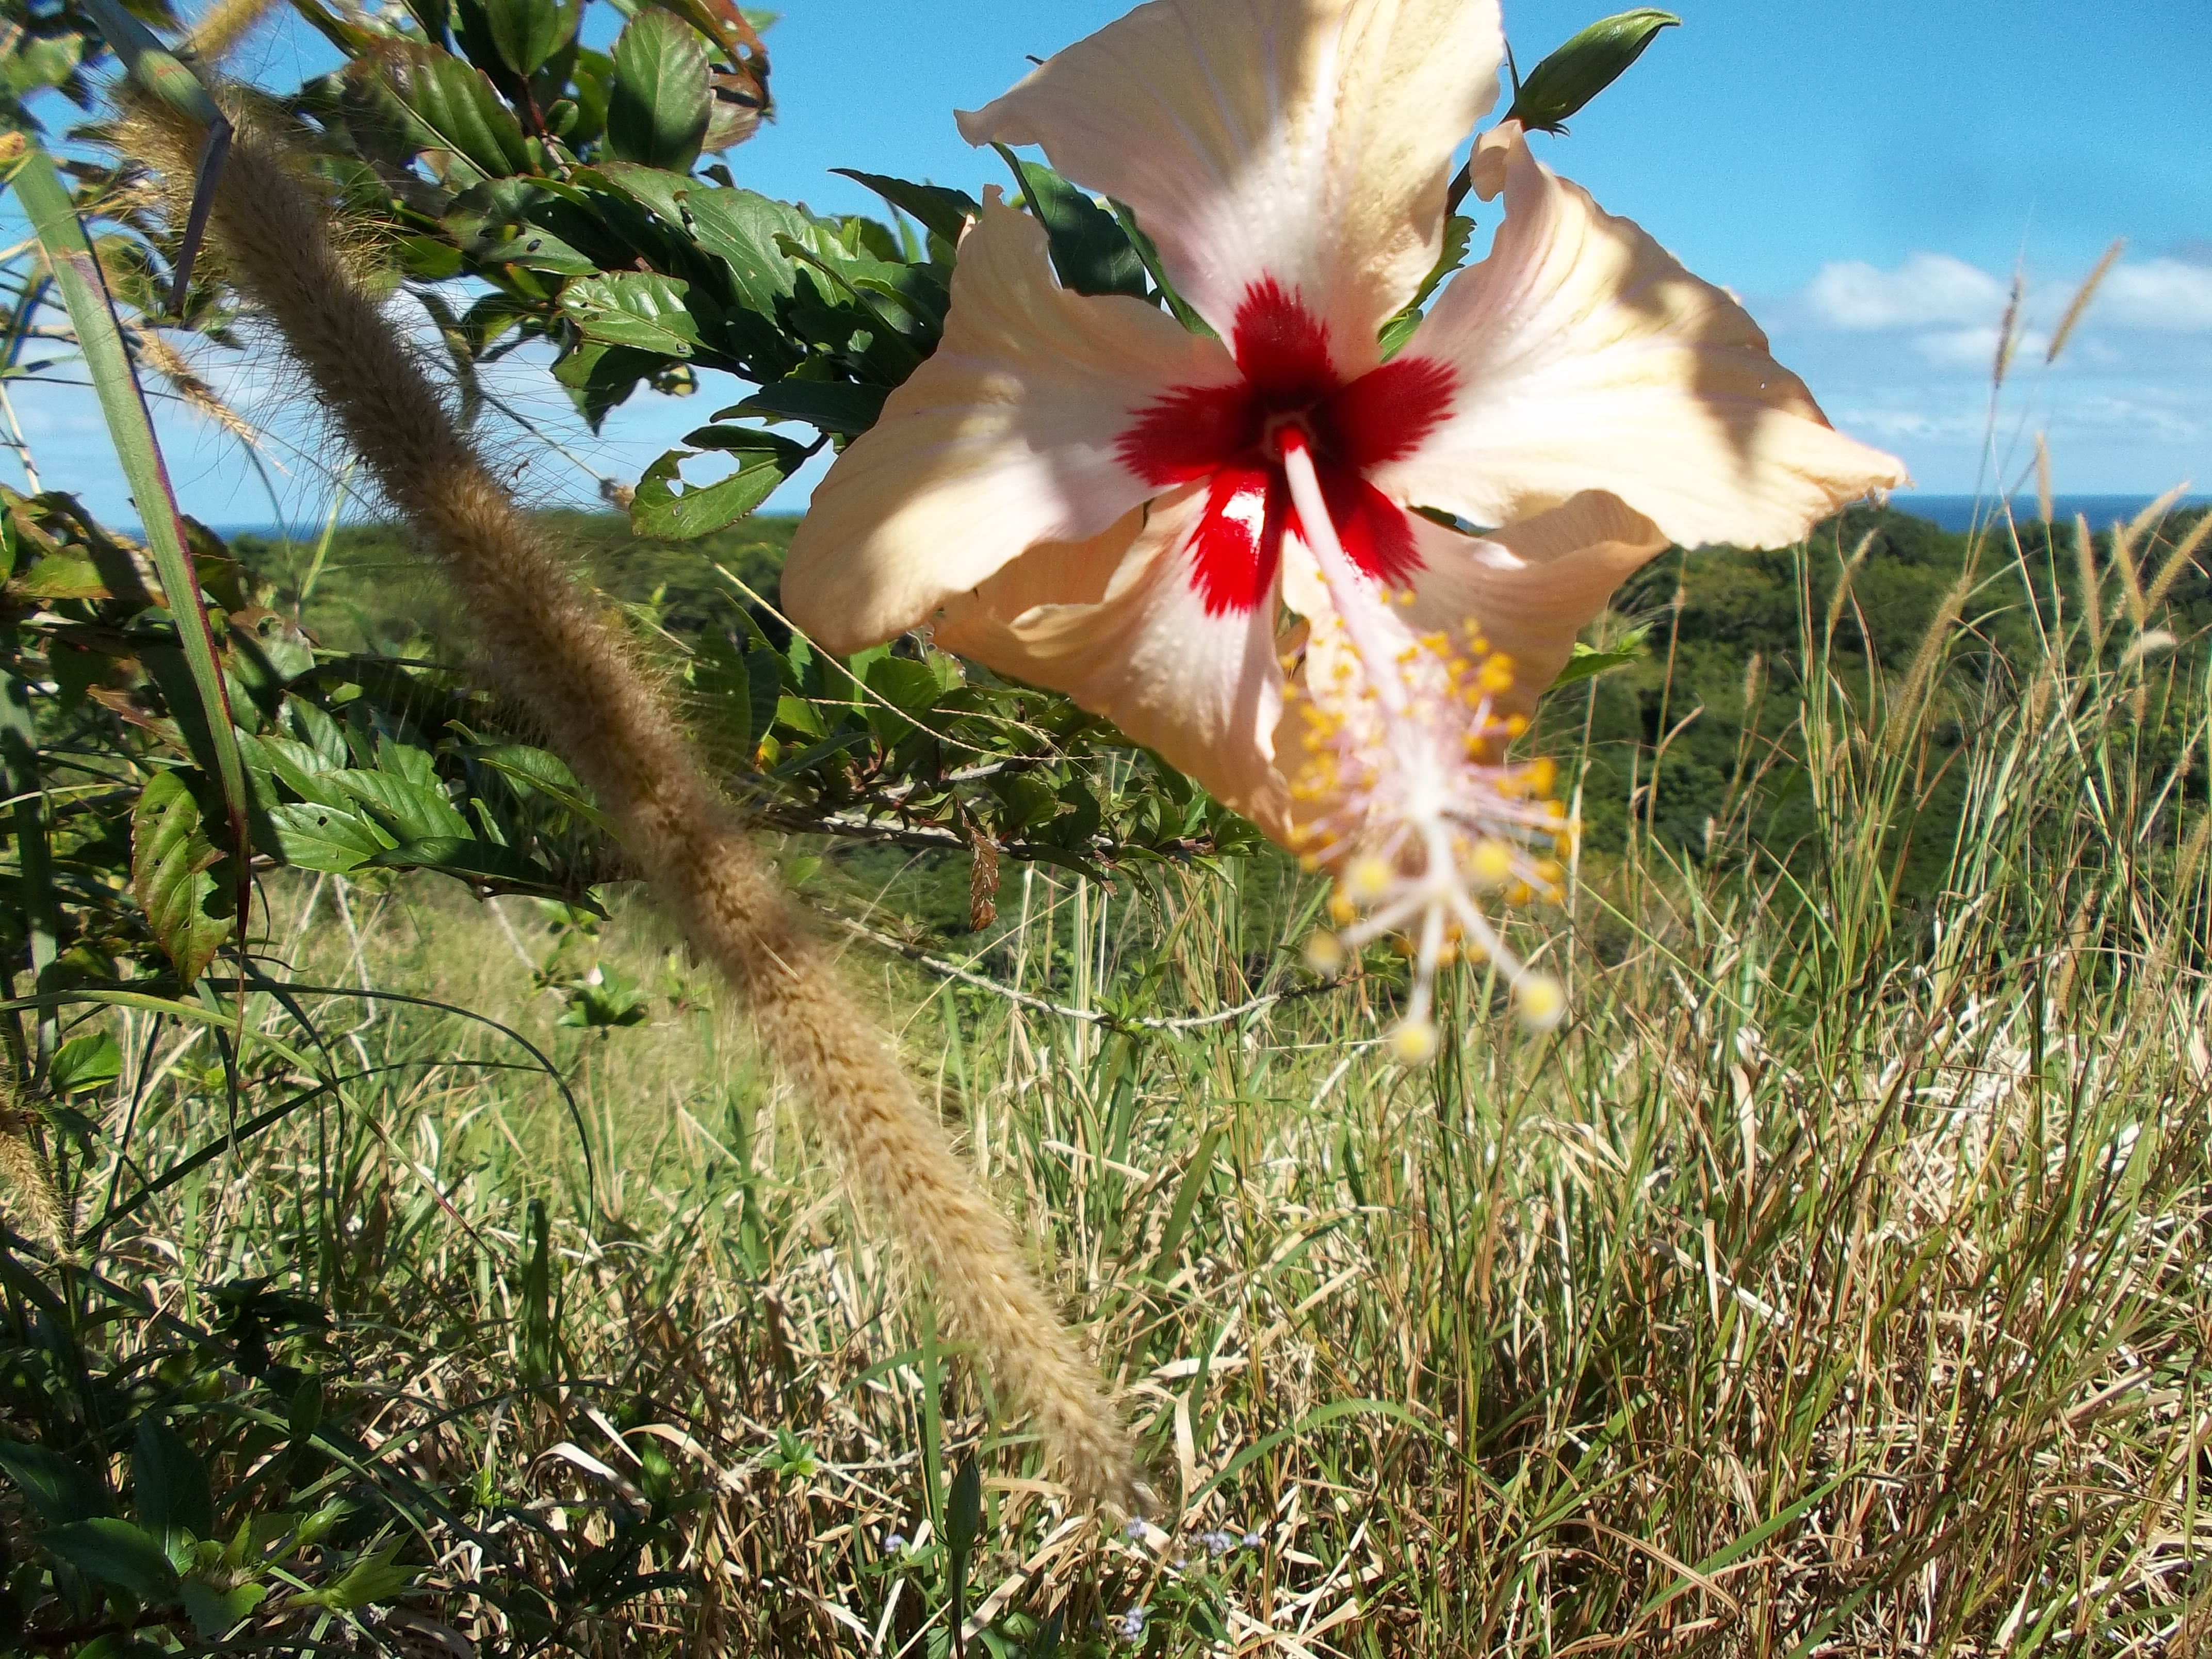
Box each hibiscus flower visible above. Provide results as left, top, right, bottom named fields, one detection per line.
left=780, top=0, right=1907, bottom=1060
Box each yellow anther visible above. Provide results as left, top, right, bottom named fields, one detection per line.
left=1506, top=881, right=1533, bottom=906
left=1526, top=756, right=1557, bottom=798
left=1470, top=840, right=1515, bottom=888
left=1304, top=930, right=1346, bottom=977
left=1478, top=656, right=1516, bottom=695
left=1346, top=854, right=1393, bottom=902
left=1534, top=858, right=1565, bottom=885
left=1515, top=973, right=1566, bottom=1032
left=1505, top=715, right=1529, bottom=738
left=1328, top=888, right=1358, bottom=926
left=1389, top=1017, right=1439, bottom=1067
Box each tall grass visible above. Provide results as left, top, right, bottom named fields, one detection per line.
left=18, top=500, right=2212, bottom=1654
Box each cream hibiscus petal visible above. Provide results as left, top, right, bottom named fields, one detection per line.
left=1374, top=124, right=1910, bottom=549
left=933, top=485, right=1292, bottom=836
left=780, top=194, right=1242, bottom=655
left=1395, top=492, right=1670, bottom=718
left=957, top=0, right=1505, bottom=381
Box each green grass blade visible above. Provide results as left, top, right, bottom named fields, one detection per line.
left=13, top=145, right=254, bottom=932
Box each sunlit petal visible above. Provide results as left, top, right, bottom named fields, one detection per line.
left=958, top=0, right=1504, bottom=377
left=1376, top=124, right=1910, bottom=549
left=1397, top=492, right=1669, bottom=717
left=782, top=194, right=1241, bottom=654
left=933, top=485, right=1293, bottom=835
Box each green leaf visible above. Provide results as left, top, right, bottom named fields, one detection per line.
left=607, top=9, right=710, bottom=172
left=592, top=167, right=817, bottom=320
left=1550, top=624, right=1652, bottom=688
left=830, top=169, right=979, bottom=245
left=722, top=379, right=887, bottom=436
left=376, top=42, right=533, bottom=182
left=296, top=1540, right=415, bottom=1611
left=477, top=0, right=578, bottom=76
left=1507, top=9, right=1681, bottom=134
left=132, top=1419, right=214, bottom=1543
left=465, top=744, right=617, bottom=833
left=367, top=835, right=571, bottom=898
left=631, top=432, right=807, bottom=540
left=1378, top=214, right=1475, bottom=357
left=48, top=1031, right=122, bottom=1097
left=181, top=1579, right=268, bottom=1639
left=0, top=1440, right=111, bottom=1524
left=992, top=145, right=1148, bottom=300
left=131, top=771, right=232, bottom=987
left=947, top=1455, right=982, bottom=1556
left=559, top=271, right=702, bottom=356
left=15, top=145, right=251, bottom=946
left=42, top=1518, right=179, bottom=1600
left=330, top=769, right=474, bottom=841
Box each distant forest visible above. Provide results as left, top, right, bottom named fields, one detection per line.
left=233, top=501, right=2212, bottom=914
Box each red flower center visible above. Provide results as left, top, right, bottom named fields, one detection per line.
left=1117, top=280, right=1456, bottom=616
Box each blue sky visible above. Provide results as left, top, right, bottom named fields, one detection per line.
left=13, top=0, right=2211, bottom=528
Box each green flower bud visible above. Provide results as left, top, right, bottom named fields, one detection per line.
left=1506, top=9, right=1681, bottom=136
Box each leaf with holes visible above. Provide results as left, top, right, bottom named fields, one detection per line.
left=631, top=431, right=806, bottom=540
left=131, top=771, right=233, bottom=987
left=560, top=271, right=702, bottom=357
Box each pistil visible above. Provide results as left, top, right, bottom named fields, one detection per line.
left=1276, top=430, right=1569, bottom=1062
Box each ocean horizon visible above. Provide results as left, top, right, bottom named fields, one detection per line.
left=197, top=494, right=2208, bottom=544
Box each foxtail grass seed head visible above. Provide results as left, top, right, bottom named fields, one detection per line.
left=1280, top=431, right=1572, bottom=1061
left=116, top=87, right=1137, bottom=1508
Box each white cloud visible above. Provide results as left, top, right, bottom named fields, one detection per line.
left=2096, top=258, right=2212, bottom=333
left=1804, top=253, right=2008, bottom=330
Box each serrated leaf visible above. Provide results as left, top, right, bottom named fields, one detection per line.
left=1507, top=9, right=1680, bottom=135
left=608, top=10, right=710, bottom=172
left=131, top=771, right=232, bottom=987
left=265, top=802, right=394, bottom=874
left=42, top=1517, right=178, bottom=1599
left=0, top=1439, right=111, bottom=1524
left=330, top=769, right=473, bottom=842
left=1378, top=214, right=1475, bottom=357
left=595, top=167, right=815, bottom=319
left=466, top=744, right=617, bottom=833
left=374, top=41, right=532, bottom=182
left=559, top=271, right=701, bottom=356
left=48, top=1031, right=121, bottom=1096
left=631, top=433, right=805, bottom=540
left=132, top=1419, right=214, bottom=1544
left=993, top=145, right=1148, bottom=299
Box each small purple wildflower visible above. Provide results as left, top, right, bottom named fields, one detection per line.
left=1113, top=1604, right=1147, bottom=1641
left=1242, top=1530, right=1264, bottom=1549
left=1199, top=1528, right=1237, bottom=1557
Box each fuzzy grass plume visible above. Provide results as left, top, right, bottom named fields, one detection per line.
left=116, top=92, right=1138, bottom=1507
left=0, top=1083, right=64, bottom=1248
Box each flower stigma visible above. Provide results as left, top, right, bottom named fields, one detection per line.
left=1277, top=428, right=1569, bottom=1059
